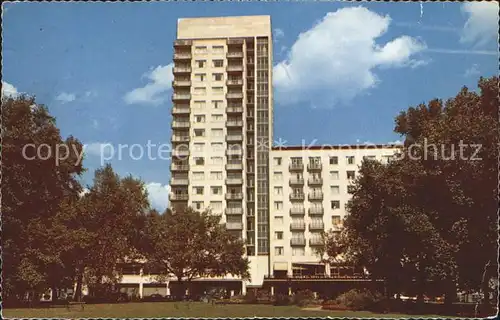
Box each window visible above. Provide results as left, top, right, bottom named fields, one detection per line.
left=346, top=156, right=355, bottom=165
left=274, top=187, right=283, bottom=195
left=330, top=171, right=339, bottom=180
left=211, top=114, right=223, bottom=122
left=195, top=59, right=206, bottom=68
left=212, top=59, right=223, bottom=68
left=331, top=201, right=340, bottom=209
left=274, top=201, right=283, bottom=210
left=347, top=171, right=356, bottom=180
left=274, top=247, right=284, bottom=256
left=195, top=115, right=205, bottom=123
left=193, top=186, right=204, bottom=195
left=274, top=157, right=282, bottom=166
left=292, top=247, right=305, bottom=256
left=291, top=157, right=302, bottom=165
left=212, top=73, right=223, bottom=81
left=329, top=156, right=338, bottom=165
left=210, top=171, right=223, bottom=180
left=330, top=186, right=340, bottom=195
left=193, top=87, right=206, bottom=95
left=273, top=172, right=283, bottom=181
left=347, top=185, right=355, bottom=194
left=210, top=157, right=223, bottom=165
left=194, top=46, right=207, bottom=54
left=193, top=201, right=204, bottom=210
left=193, top=143, right=204, bottom=152
left=275, top=231, right=283, bottom=240
left=211, top=129, right=223, bottom=137
left=212, top=87, right=223, bottom=94
left=211, top=142, right=223, bottom=151
left=211, top=186, right=222, bottom=195
left=194, top=73, right=206, bottom=82
left=193, top=172, right=204, bottom=180
left=193, top=100, right=206, bottom=109
left=194, top=157, right=205, bottom=166
left=194, top=129, right=205, bottom=137
left=363, top=155, right=376, bottom=161
left=212, top=100, right=223, bottom=109
left=332, top=215, right=342, bottom=225
left=212, top=45, right=224, bottom=53
left=274, top=216, right=284, bottom=225
left=210, top=201, right=222, bottom=212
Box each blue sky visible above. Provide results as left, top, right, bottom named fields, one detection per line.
left=2, top=1, right=498, bottom=210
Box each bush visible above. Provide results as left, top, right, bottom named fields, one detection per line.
left=274, top=294, right=292, bottom=306
left=334, top=289, right=383, bottom=311
left=292, top=289, right=317, bottom=307
left=243, top=291, right=258, bottom=304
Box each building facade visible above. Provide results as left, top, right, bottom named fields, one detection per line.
left=116, top=15, right=401, bottom=298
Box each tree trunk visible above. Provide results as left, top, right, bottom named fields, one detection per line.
left=51, top=285, right=58, bottom=302
left=74, top=267, right=85, bottom=302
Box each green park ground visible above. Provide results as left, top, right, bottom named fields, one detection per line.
left=3, top=302, right=441, bottom=318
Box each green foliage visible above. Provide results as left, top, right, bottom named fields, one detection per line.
left=274, top=294, right=293, bottom=306
left=292, top=289, right=317, bottom=307
left=335, top=289, right=383, bottom=311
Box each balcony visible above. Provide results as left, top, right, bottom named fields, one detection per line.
left=227, top=51, right=244, bottom=58
left=290, top=223, right=306, bottom=231
left=172, top=106, right=190, bottom=114
left=226, top=120, right=243, bottom=127
left=289, top=178, right=304, bottom=186
left=227, top=65, right=244, bottom=72
left=174, top=39, right=192, bottom=47
left=171, top=163, right=189, bottom=171
left=226, top=222, right=244, bottom=230
left=172, top=80, right=191, bottom=87
left=172, top=121, right=190, bottom=129
left=226, top=92, right=244, bottom=99
left=227, top=79, right=243, bottom=86
left=307, top=163, right=323, bottom=171
left=171, top=149, right=189, bottom=158
left=170, top=177, right=189, bottom=186
left=309, top=222, right=325, bottom=231
left=172, top=93, right=191, bottom=101
left=308, top=177, right=323, bottom=186
left=225, top=193, right=243, bottom=200
left=226, top=135, right=243, bottom=142
left=226, top=207, right=243, bottom=215
left=226, top=177, right=243, bottom=185
left=290, top=238, right=306, bottom=246
left=308, top=192, right=324, bottom=201
left=309, top=238, right=324, bottom=246
left=308, top=207, right=324, bottom=216
left=172, top=135, right=189, bottom=142
left=173, top=66, right=191, bottom=74
left=290, top=207, right=305, bottom=216
left=169, top=193, right=188, bottom=201
left=290, top=193, right=305, bottom=201
left=226, top=162, right=243, bottom=170
left=226, top=148, right=243, bottom=157
left=227, top=106, right=243, bottom=113
left=173, top=52, right=192, bottom=60
left=227, top=39, right=244, bottom=45
left=289, top=163, right=304, bottom=171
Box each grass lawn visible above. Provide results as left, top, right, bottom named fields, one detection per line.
left=3, top=302, right=442, bottom=318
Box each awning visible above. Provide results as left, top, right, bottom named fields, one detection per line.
left=273, top=262, right=288, bottom=271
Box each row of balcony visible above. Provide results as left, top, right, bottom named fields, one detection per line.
left=171, top=105, right=243, bottom=115
left=289, top=163, right=323, bottom=171
left=289, top=193, right=324, bottom=201
left=290, top=238, right=324, bottom=246
left=171, top=79, right=244, bottom=88
left=289, top=222, right=325, bottom=231
left=289, top=177, right=323, bottom=186
left=289, top=207, right=325, bottom=216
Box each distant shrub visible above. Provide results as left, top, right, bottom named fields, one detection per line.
left=273, top=294, right=292, bottom=306
left=292, top=289, right=317, bottom=307
left=334, top=289, right=383, bottom=311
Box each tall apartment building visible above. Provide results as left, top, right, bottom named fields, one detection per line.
left=169, top=16, right=273, bottom=288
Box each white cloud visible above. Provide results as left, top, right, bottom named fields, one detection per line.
left=92, top=119, right=99, bottom=129
left=84, top=142, right=114, bottom=158
left=460, top=2, right=499, bottom=47
left=464, top=64, right=480, bottom=78
left=55, top=92, right=76, bottom=103
left=387, top=140, right=403, bottom=145
left=145, top=182, right=170, bottom=211
left=273, top=7, right=427, bottom=108
left=2, top=81, right=19, bottom=97
left=124, top=64, right=174, bottom=105
left=79, top=187, right=90, bottom=198
left=274, top=28, right=285, bottom=39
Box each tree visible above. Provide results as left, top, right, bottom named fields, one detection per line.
left=57, top=164, right=150, bottom=301
left=2, top=95, right=85, bottom=301
left=142, top=207, right=250, bottom=297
